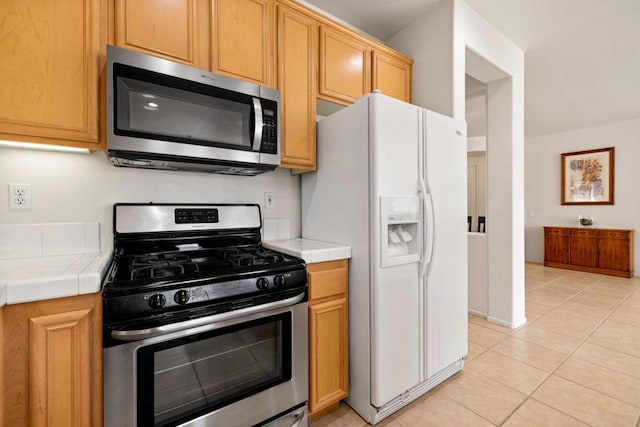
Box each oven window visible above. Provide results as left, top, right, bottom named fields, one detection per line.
left=114, top=64, right=253, bottom=150
left=137, top=313, right=292, bottom=427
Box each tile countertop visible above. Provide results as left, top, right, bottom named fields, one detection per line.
left=0, top=253, right=111, bottom=307
left=263, top=238, right=351, bottom=264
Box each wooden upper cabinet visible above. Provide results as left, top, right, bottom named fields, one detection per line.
left=372, top=50, right=413, bottom=103
left=319, top=25, right=371, bottom=105
left=113, top=0, right=211, bottom=69
left=277, top=3, right=317, bottom=170
left=0, top=0, right=106, bottom=149
left=212, top=0, right=275, bottom=87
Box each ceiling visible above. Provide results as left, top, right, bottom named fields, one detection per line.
left=303, top=0, right=640, bottom=138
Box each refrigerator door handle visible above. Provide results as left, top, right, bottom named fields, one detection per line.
left=419, top=178, right=435, bottom=279
left=419, top=177, right=435, bottom=278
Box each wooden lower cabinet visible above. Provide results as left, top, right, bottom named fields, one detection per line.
left=307, top=259, right=349, bottom=417
left=569, top=229, right=599, bottom=268
left=543, top=227, right=570, bottom=265
left=1, top=294, right=102, bottom=427
left=544, top=226, right=634, bottom=277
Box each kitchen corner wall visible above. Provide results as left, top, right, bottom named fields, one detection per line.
left=0, top=147, right=301, bottom=251
left=525, top=117, right=640, bottom=275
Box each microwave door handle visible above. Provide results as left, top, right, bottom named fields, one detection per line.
left=252, top=97, right=264, bottom=151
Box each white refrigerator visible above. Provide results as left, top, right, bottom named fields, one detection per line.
left=301, top=93, right=468, bottom=424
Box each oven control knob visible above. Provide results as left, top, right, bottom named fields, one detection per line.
left=174, top=290, right=190, bottom=305
left=149, top=294, right=166, bottom=309
left=274, top=275, right=286, bottom=288
left=256, top=277, right=269, bottom=290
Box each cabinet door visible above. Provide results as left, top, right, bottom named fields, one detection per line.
left=318, top=26, right=371, bottom=105
left=30, top=309, right=93, bottom=427
left=113, top=0, right=210, bottom=69
left=309, top=297, right=348, bottom=414
left=544, top=228, right=570, bottom=264
left=212, top=0, right=275, bottom=87
left=0, top=0, right=106, bottom=148
left=372, top=51, right=412, bottom=102
left=277, top=4, right=316, bottom=170
left=2, top=294, right=102, bottom=427
left=598, top=231, right=631, bottom=272
left=569, top=229, right=598, bottom=268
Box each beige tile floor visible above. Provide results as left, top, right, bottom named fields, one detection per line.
left=310, top=263, right=640, bottom=426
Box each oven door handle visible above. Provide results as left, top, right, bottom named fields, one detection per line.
left=110, top=291, right=305, bottom=341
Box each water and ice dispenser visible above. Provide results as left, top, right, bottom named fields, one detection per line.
left=380, top=196, right=421, bottom=267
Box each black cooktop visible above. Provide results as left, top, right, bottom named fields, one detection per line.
left=110, top=245, right=300, bottom=282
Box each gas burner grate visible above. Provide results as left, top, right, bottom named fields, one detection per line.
left=221, top=248, right=288, bottom=267
left=130, top=253, right=199, bottom=280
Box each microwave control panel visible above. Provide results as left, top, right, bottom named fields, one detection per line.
left=260, top=99, right=278, bottom=154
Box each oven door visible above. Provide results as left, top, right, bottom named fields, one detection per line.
left=104, top=298, right=307, bottom=427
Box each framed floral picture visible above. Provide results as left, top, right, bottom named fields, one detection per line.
left=561, top=147, right=614, bottom=205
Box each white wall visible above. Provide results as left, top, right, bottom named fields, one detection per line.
left=388, top=0, right=525, bottom=328
left=525, top=117, right=640, bottom=275
left=387, top=0, right=455, bottom=114
left=0, top=147, right=301, bottom=251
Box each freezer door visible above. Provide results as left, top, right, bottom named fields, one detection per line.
left=422, top=110, right=468, bottom=380
left=369, top=93, right=422, bottom=406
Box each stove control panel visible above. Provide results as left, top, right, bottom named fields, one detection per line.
left=175, top=208, right=219, bottom=224
left=105, top=269, right=308, bottom=321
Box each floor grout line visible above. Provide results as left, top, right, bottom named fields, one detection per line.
left=494, top=268, right=640, bottom=425
left=311, top=266, right=640, bottom=426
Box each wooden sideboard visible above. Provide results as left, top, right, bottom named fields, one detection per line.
left=544, top=226, right=634, bottom=278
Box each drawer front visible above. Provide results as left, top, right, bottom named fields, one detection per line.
left=600, top=230, right=630, bottom=240
left=570, top=229, right=599, bottom=238
left=544, top=227, right=569, bottom=236
left=308, top=260, right=348, bottom=301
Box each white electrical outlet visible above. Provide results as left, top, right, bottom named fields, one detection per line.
left=264, top=192, right=274, bottom=209
left=9, top=183, right=32, bottom=209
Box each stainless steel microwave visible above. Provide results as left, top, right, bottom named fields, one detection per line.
left=106, top=45, right=280, bottom=176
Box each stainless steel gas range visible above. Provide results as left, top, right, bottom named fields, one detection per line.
left=102, top=203, right=308, bottom=427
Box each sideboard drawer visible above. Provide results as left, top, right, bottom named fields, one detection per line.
left=544, top=227, right=569, bottom=236
left=570, top=229, right=599, bottom=237
left=600, top=230, right=630, bottom=239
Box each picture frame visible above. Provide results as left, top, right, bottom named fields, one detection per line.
left=561, top=147, right=614, bottom=205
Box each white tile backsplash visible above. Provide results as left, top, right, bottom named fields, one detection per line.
left=0, top=224, right=42, bottom=258
left=85, top=223, right=100, bottom=253
left=263, top=219, right=278, bottom=241
left=43, top=223, right=86, bottom=256
left=277, top=218, right=291, bottom=240
left=0, top=223, right=101, bottom=259
left=263, top=217, right=290, bottom=241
